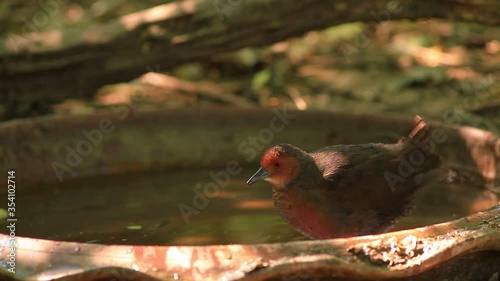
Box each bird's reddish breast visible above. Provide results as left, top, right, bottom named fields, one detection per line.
left=274, top=188, right=338, bottom=239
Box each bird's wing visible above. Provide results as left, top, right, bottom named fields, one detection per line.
left=304, top=116, right=442, bottom=236
left=309, top=143, right=431, bottom=235
left=311, top=143, right=398, bottom=187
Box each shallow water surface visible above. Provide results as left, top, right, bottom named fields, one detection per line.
left=1, top=168, right=497, bottom=245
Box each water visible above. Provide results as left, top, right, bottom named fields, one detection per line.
left=0, top=168, right=497, bottom=245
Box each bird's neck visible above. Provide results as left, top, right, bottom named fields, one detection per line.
left=294, top=154, right=324, bottom=189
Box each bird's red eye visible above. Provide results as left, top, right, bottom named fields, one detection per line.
left=274, top=162, right=280, bottom=167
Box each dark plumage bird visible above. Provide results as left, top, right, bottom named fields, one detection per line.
left=247, top=116, right=441, bottom=239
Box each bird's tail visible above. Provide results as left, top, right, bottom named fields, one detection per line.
left=398, top=116, right=430, bottom=148
left=407, top=115, right=427, bottom=141
left=400, top=115, right=442, bottom=172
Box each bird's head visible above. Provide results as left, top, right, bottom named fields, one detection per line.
left=246, top=144, right=305, bottom=189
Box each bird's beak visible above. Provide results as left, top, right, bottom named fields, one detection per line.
left=246, top=167, right=270, bottom=185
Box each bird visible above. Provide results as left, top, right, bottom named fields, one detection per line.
left=246, top=116, right=441, bottom=239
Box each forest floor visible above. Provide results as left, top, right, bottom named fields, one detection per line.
left=1, top=1, right=499, bottom=132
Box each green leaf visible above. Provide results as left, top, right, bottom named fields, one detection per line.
left=0, top=209, right=7, bottom=220
left=251, top=69, right=272, bottom=90
left=126, top=225, right=142, bottom=230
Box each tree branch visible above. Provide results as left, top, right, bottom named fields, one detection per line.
left=1, top=0, right=498, bottom=110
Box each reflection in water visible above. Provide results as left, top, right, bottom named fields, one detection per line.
left=0, top=168, right=497, bottom=245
